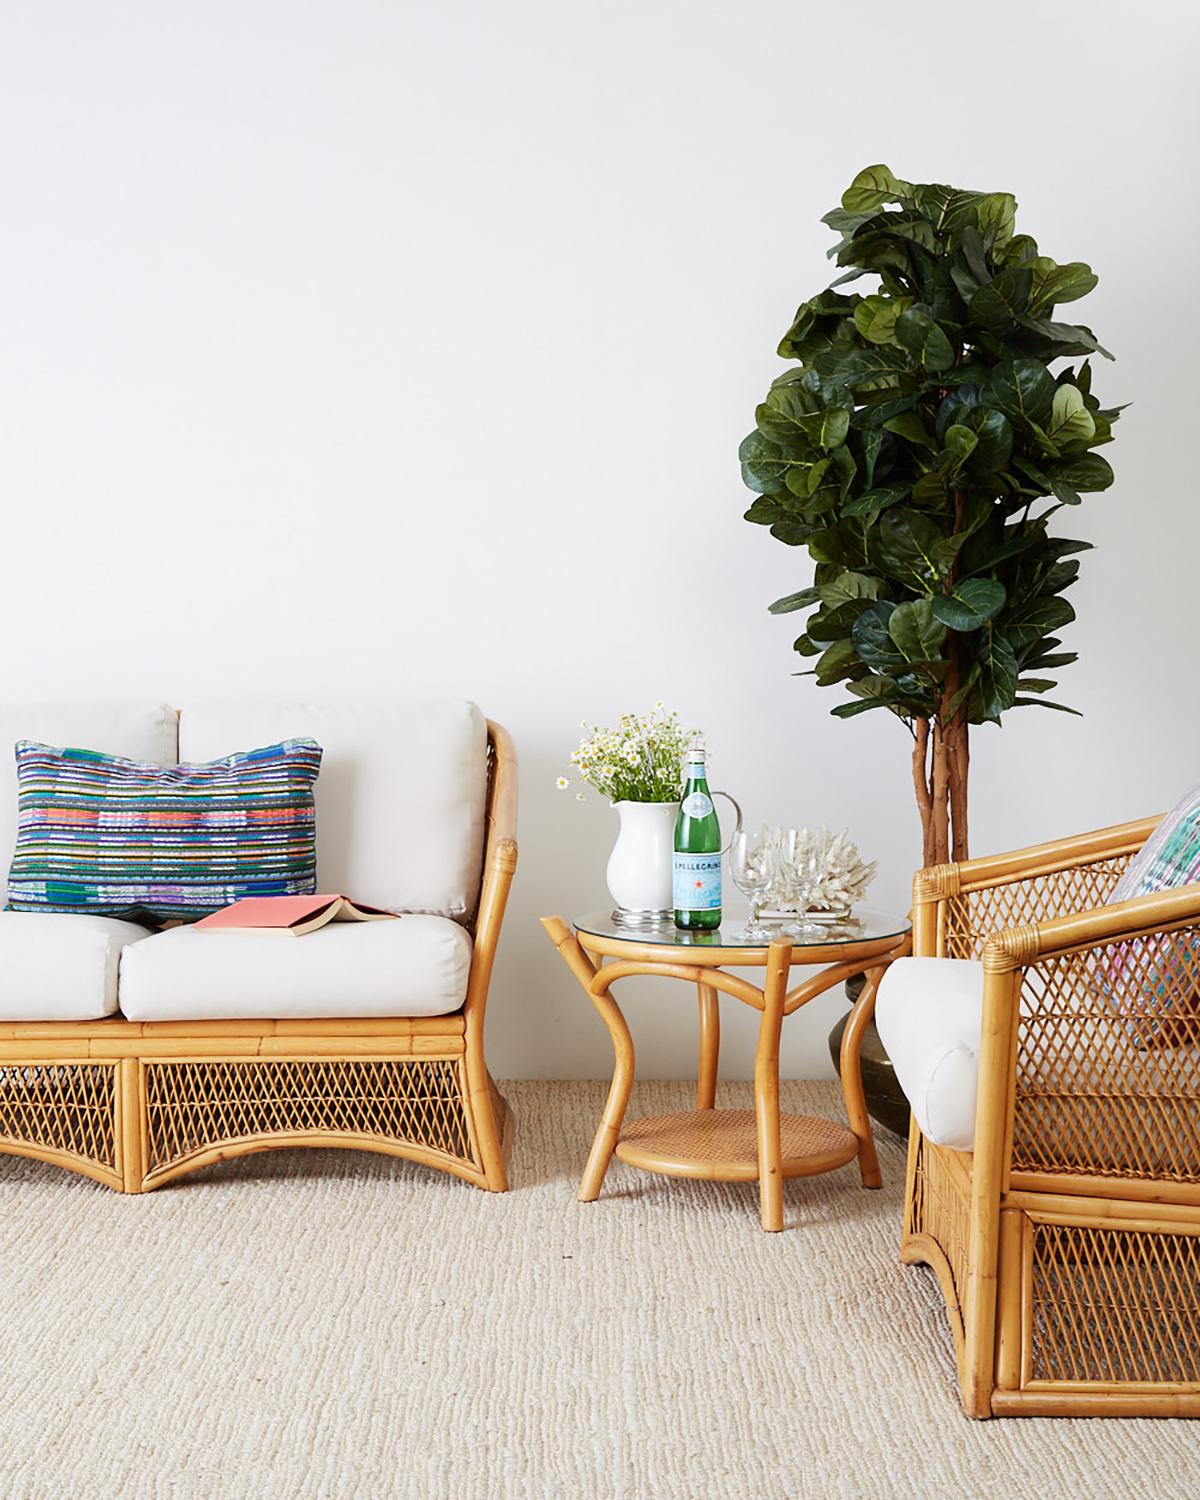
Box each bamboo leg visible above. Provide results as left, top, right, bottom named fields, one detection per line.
left=754, top=940, right=792, bottom=1232
left=838, top=964, right=884, bottom=1190
left=541, top=917, right=636, bottom=1204
left=696, top=984, right=719, bottom=1110
left=118, top=1057, right=144, bottom=1194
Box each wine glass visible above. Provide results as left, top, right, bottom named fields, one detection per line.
left=728, top=825, right=773, bottom=940
left=781, top=831, right=823, bottom=940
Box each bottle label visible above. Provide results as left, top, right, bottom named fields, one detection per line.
left=681, top=792, right=713, bottom=818
left=673, top=852, right=722, bottom=912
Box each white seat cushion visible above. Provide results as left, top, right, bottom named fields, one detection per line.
left=178, top=702, right=488, bottom=920
left=0, top=703, right=177, bottom=878
left=118, top=915, right=472, bottom=1021
left=0, top=912, right=152, bottom=1020
left=875, top=957, right=984, bottom=1151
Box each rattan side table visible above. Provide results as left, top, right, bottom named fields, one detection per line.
left=541, top=910, right=912, bottom=1231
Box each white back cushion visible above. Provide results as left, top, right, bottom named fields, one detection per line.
left=178, top=702, right=488, bottom=919
left=0, top=702, right=178, bottom=876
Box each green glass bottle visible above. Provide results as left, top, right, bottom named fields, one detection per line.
left=673, top=740, right=722, bottom=931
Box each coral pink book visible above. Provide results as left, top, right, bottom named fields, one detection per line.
left=194, top=895, right=397, bottom=937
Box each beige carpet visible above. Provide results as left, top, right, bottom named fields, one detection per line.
left=0, top=1080, right=1193, bottom=1499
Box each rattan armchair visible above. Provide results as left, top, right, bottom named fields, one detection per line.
left=893, top=815, right=1200, bottom=1417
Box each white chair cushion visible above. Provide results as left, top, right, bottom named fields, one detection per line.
left=118, top=915, right=472, bottom=1021
left=0, top=703, right=177, bottom=879
left=178, top=702, right=488, bottom=920
left=875, top=957, right=984, bottom=1152
left=0, top=912, right=152, bottom=1020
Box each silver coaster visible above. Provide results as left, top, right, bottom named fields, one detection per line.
left=610, top=907, right=673, bottom=930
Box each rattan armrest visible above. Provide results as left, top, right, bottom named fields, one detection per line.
left=912, top=815, right=1163, bottom=960
left=982, top=882, right=1200, bottom=972
left=914, top=815, right=1161, bottom=904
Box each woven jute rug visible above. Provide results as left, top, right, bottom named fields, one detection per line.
left=0, top=1080, right=1191, bottom=1498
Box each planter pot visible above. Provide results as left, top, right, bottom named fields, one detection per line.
left=607, top=800, right=676, bottom=925
left=828, top=973, right=910, bottom=1139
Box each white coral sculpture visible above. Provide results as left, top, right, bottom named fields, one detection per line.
left=767, top=826, right=878, bottom=913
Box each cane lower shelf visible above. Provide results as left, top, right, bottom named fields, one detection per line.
left=614, top=1108, right=859, bottom=1183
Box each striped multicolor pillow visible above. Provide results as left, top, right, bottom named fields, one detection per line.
left=6, top=738, right=322, bottom=922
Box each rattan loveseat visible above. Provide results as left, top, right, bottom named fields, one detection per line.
left=0, top=701, right=517, bottom=1194
left=875, top=815, right=1200, bottom=1418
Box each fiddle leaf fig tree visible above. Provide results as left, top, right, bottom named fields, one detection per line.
left=741, top=165, right=1123, bottom=867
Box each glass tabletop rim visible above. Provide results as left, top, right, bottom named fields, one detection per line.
left=572, top=906, right=912, bottom=950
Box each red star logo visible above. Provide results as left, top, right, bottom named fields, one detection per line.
left=694, top=879, right=703, bottom=888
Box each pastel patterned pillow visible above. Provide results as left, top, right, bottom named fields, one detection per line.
left=6, top=738, right=322, bottom=922
left=1101, top=785, right=1200, bottom=1042
left=1109, top=786, right=1200, bottom=903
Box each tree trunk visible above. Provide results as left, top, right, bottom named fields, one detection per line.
left=910, top=483, right=973, bottom=869
left=913, top=713, right=969, bottom=869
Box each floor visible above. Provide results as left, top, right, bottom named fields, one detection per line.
left=0, top=1080, right=1193, bottom=1499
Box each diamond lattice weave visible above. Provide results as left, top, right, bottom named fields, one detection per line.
left=0, top=1063, right=116, bottom=1172
left=144, top=1058, right=474, bottom=1177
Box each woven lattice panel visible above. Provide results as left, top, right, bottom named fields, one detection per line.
left=944, top=856, right=1132, bottom=959
left=909, top=1136, right=969, bottom=1306
left=144, top=1059, right=476, bottom=1174
left=0, top=1063, right=117, bottom=1171
left=1014, top=926, right=1200, bottom=1182
left=1029, top=1221, right=1200, bottom=1385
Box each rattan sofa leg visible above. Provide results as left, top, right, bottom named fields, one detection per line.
left=118, top=1058, right=144, bottom=1193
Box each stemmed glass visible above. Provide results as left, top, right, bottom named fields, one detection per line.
left=787, top=842, right=823, bottom=939
left=728, top=826, right=773, bottom=940
left=771, top=829, right=822, bottom=940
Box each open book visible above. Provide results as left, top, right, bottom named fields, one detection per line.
left=193, top=894, right=398, bottom=937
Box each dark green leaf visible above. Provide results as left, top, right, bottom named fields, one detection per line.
left=888, top=598, right=948, bottom=664
left=931, top=578, right=1006, bottom=631
left=814, top=637, right=863, bottom=686
left=960, top=406, right=1013, bottom=473
left=739, top=430, right=807, bottom=496
left=819, top=571, right=884, bottom=607
left=1048, top=452, right=1114, bottom=493
left=976, top=632, right=1019, bottom=720
left=768, top=587, right=821, bottom=615
left=1018, top=316, right=1114, bottom=360
left=969, top=267, right=1032, bottom=332
left=895, top=305, right=955, bottom=371
left=842, top=165, right=912, bottom=214
left=911, top=472, right=947, bottom=506
left=939, top=424, right=978, bottom=476
left=816, top=346, right=911, bottom=393
left=1011, top=698, right=1082, bottom=716
left=830, top=697, right=893, bottom=719
left=1003, top=596, right=1075, bottom=649
left=883, top=409, right=938, bottom=448
left=851, top=602, right=904, bottom=672
left=841, top=485, right=907, bottom=520
left=808, top=599, right=873, bottom=644
left=989, top=357, right=1055, bottom=427
left=1030, top=261, right=1098, bottom=312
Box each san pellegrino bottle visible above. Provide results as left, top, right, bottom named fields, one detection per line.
left=673, top=739, right=722, bottom=931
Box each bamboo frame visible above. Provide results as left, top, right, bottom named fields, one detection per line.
left=0, top=720, right=518, bottom=1194
left=543, top=916, right=910, bottom=1231
left=902, top=812, right=1200, bottom=1417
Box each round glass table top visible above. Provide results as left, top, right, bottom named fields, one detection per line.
left=573, top=908, right=911, bottom=951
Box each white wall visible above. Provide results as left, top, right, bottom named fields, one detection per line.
left=1, top=1, right=1197, bottom=1080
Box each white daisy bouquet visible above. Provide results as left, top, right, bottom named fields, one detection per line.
left=558, top=703, right=697, bottom=804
